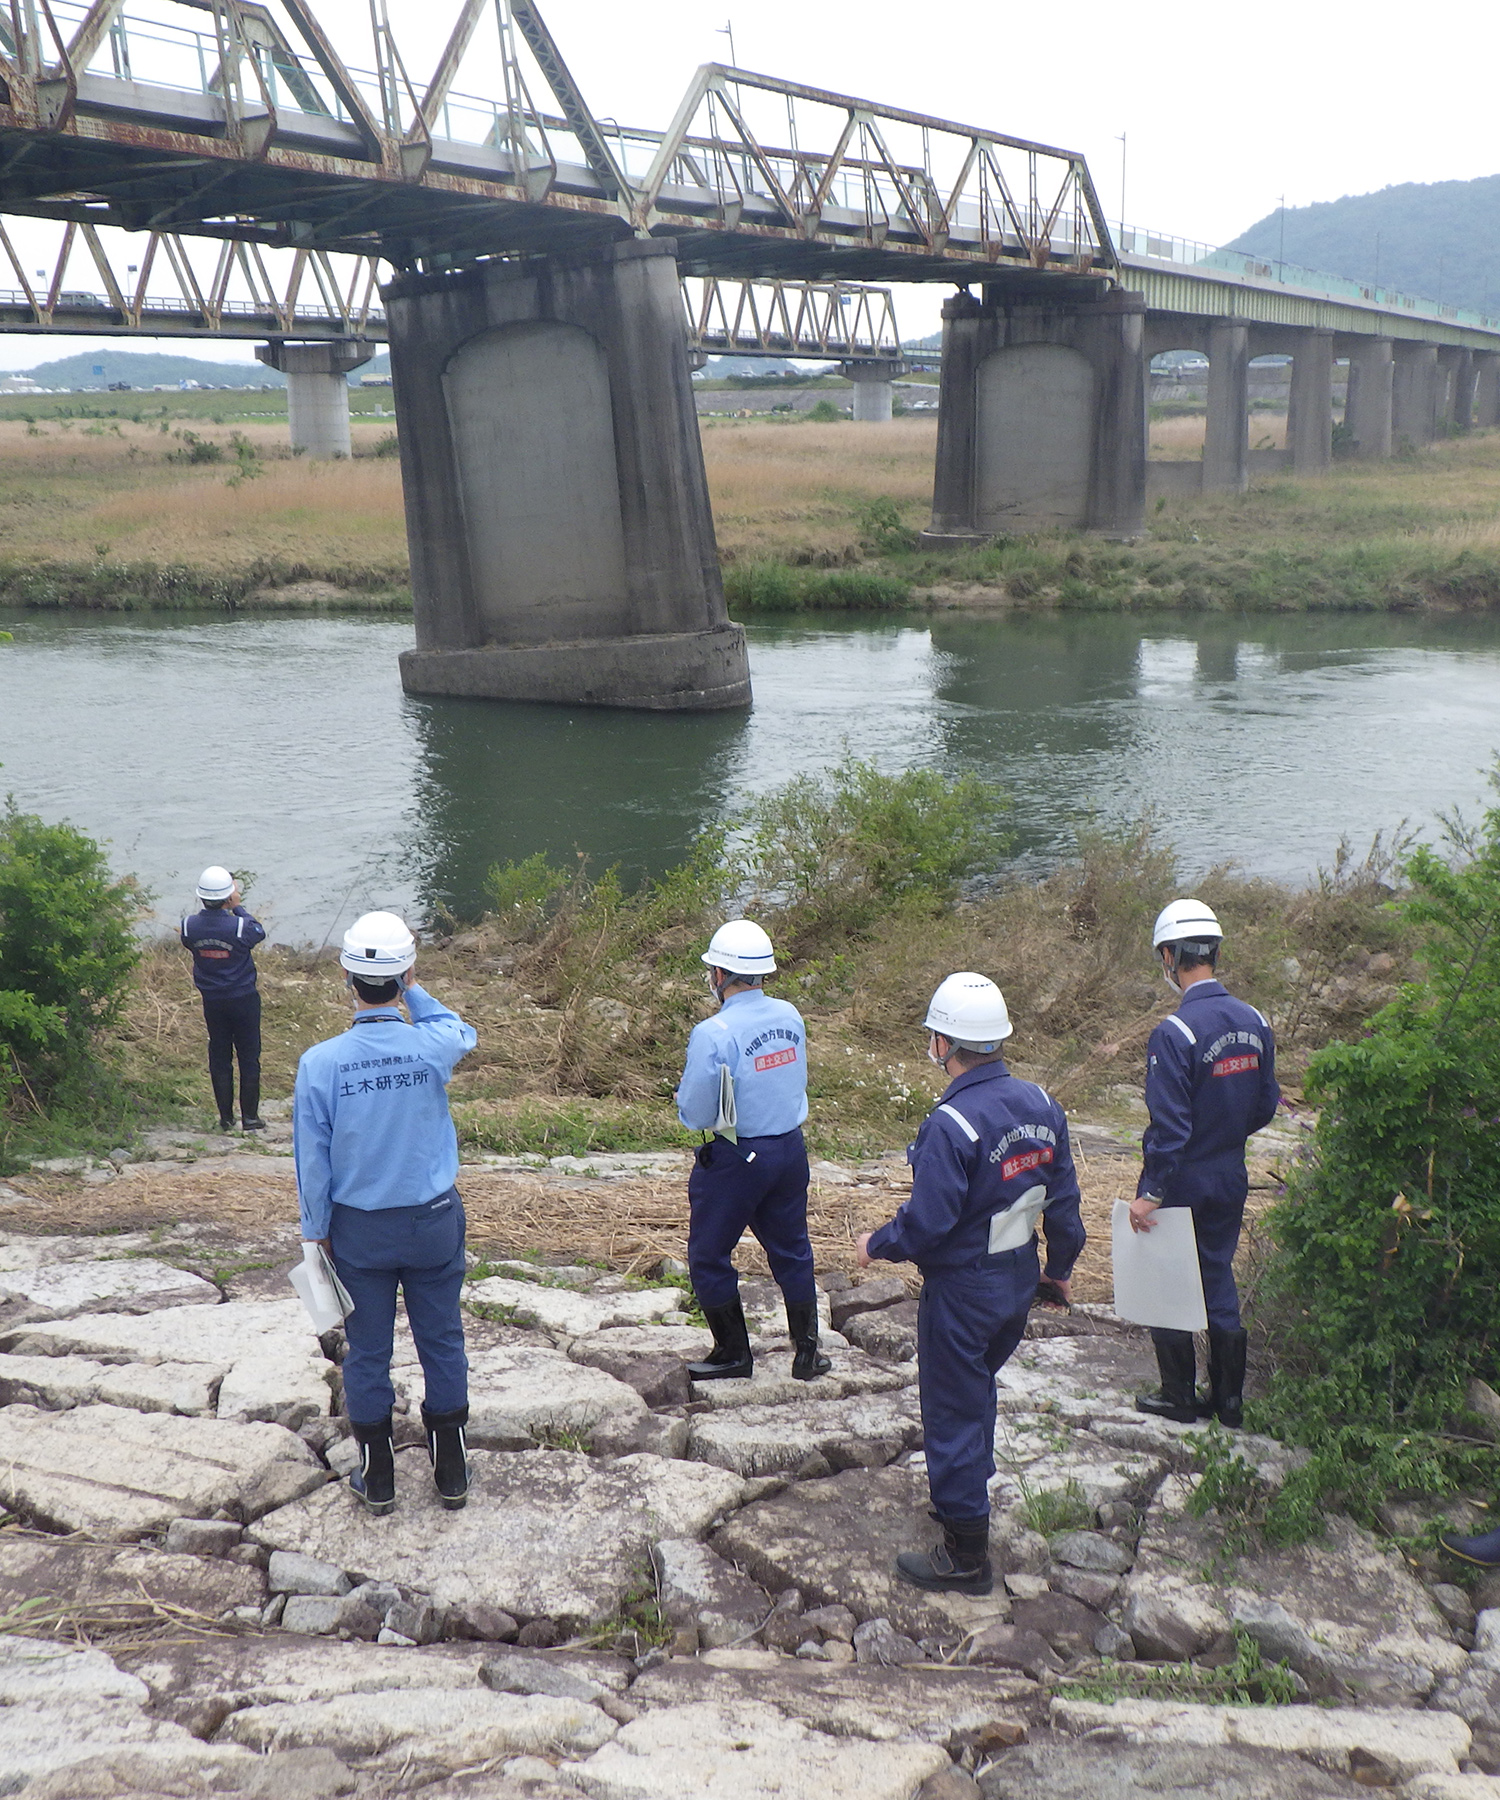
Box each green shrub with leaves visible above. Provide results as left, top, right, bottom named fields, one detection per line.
left=0, top=802, right=139, bottom=1118
left=1253, top=785, right=1500, bottom=1521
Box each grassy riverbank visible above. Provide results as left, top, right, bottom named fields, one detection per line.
left=2, top=403, right=1500, bottom=612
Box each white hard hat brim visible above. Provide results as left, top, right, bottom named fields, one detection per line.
left=701, top=950, right=777, bottom=975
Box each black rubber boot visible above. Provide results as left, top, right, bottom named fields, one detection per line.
left=349, top=1415, right=396, bottom=1515
left=896, top=1513, right=993, bottom=1594
left=422, top=1402, right=470, bottom=1510
left=1136, top=1329, right=1200, bottom=1423
left=786, top=1298, right=832, bottom=1381
left=242, top=1117, right=266, bottom=1132
left=686, top=1298, right=754, bottom=1382
left=1203, top=1328, right=1248, bottom=1429
left=1440, top=1523, right=1500, bottom=1568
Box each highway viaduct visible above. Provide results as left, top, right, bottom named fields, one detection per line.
left=0, top=0, right=1493, bottom=708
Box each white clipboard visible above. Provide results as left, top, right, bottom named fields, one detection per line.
left=1110, top=1201, right=1208, bottom=1332
left=289, top=1243, right=355, bottom=1333
left=715, top=1064, right=738, bottom=1144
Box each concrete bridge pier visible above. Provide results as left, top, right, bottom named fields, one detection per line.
left=1392, top=342, right=1439, bottom=446
left=922, top=287, right=1146, bottom=545
left=1344, top=339, right=1393, bottom=458
left=1442, top=347, right=1475, bottom=432
left=840, top=361, right=903, bottom=421
left=1285, top=329, right=1334, bottom=472
left=1475, top=353, right=1500, bottom=428
left=1203, top=322, right=1250, bottom=492
left=255, top=339, right=374, bottom=457
left=385, top=240, right=749, bottom=711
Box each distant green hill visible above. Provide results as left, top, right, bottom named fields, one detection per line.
left=1226, top=175, right=1500, bottom=313
left=0, top=348, right=286, bottom=389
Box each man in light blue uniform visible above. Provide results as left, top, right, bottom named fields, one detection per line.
left=675, top=919, right=828, bottom=1384
left=295, top=911, right=477, bottom=1515
left=858, top=973, right=1084, bottom=1595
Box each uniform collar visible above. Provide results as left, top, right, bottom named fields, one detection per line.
left=351, top=1008, right=404, bottom=1026
left=718, top=987, right=761, bottom=1010
left=1178, top=979, right=1227, bottom=1006
left=942, top=1057, right=1011, bottom=1102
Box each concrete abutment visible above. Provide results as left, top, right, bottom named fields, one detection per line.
left=922, top=288, right=1146, bottom=545
left=386, top=240, right=750, bottom=712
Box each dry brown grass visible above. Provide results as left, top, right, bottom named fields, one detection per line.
left=702, top=418, right=935, bottom=561
left=0, top=416, right=404, bottom=579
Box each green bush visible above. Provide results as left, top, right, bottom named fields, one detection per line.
left=0, top=803, right=139, bottom=1119
left=722, top=560, right=911, bottom=613
left=1254, top=783, right=1500, bottom=1522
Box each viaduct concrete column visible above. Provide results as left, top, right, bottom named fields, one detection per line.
left=840, top=360, right=905, bottom=421
left=1448, top=348, right=1476, bottom=432
left=1392, top=342, right=1439, bottom=447
left=254, top=339, right=373, bottom=457
left=1474, top=352, right=1500, bottom=428
left=922, top=286, right=1146, bottom=544
left=386, top=239, right=749, bottom=712
left=1286, top=329, right=1334, bottom=473
left=1345, top=338, right=1393, bottom=457
left=1203, top=322, right=1250, bottom=492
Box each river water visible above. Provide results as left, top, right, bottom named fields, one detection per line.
left=4, top=606, right=1500, bottom=942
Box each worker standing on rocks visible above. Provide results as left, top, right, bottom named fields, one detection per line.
left=857, top=973, right=1084, bottom=1596
left=294, top=912, right=478, bottom=1517
left=1131, top=900, right=1280, bottom=1431
left=674, top=920, right=829, bottom=1386
left=180, top=865, right=266, bottom=1134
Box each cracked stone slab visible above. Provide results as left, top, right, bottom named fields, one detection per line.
left=573, top=1698, right=948, bottom=1799
left=391, top=1335, right=649, bottom=1449
left=710, top=1464, right=1011, bottom=1642
left=0, top=1351, right=222, bottom=1415
left=0, top=1403, right=326, bottom=1538
left=0, top=1235, right=219, bottom=1324
left=1122, top=1476, right=1464, bottom=1698
left=1049, top=1696, right=1468, bottom=1784
left=0, top=1534, right=264, bottom=1621
left=654, top=1538, right=772, bottom=1647
left=689, top=1348, right=914, bottom=1412
left=629, top=1656, right=1035, bottom=1745
left=0, top=1636, right=200, bottom=1785
left=250, top=1450, right=745, bottom=1630
left=222, top=1685, right=617, bottom=1769
left=465, top=1278, right=686, bottom=1339
left=687, top=1389, right=924, bottom=1478
left=976, top=1740, right=1378, bottom=1799
left=1, top=1297, right=336, bottom=1429
left=18, top=1745, right=357, bottom=1800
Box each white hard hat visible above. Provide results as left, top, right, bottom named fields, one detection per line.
left=702, top=919, right=777, bottom=977
left=340, top=911, right=417, bottom=977
left=1152, top=898, right=1224, bottom=949
left=196, top=865, right=234, bottom=902
left=923, top=972, right=1013, bottom=1049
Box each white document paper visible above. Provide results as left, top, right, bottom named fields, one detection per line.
left=715, top=1064, right=738, bottom=1144
left=988, top=1183, right=1050, bottom=1255
left=1110, top=1201, right=1208, bottom=1332
left=289, top=1243, right=354, bottom=1333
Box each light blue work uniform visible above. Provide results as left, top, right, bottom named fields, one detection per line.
left=293, top=984, right=478, bottom=1423
left=676, top=988, right=816, bottom=1309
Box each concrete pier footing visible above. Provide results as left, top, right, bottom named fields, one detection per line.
left=384, top=240, right=749, bottom=712
left=255, top=339, right=374, bottom=457
left=922, top=287, right=1146, bottom=544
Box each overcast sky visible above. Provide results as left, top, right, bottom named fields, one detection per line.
left=4, top=0, right=1498, bottom=369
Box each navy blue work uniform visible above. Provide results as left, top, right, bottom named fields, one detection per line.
left=867, top=1061, right=1085, bottom=1522
left=294, top=985, right=477, bottom=1424
left=676, top=987, right=815, bottom=1309
left=180, top=903, right=266, bottom=1125
left=1139, top=979, right=1280, bottom=1330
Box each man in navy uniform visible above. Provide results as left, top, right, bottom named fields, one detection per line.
left=1131, top=899, right=1280, bottom=1429
left=295, top=912, right=478, bottom=1515
left=675, top=919, right=829, bottom=1385
left=180, top=865, right=266, bottom=1133
left=858, top=973, right=1085, bottom=1596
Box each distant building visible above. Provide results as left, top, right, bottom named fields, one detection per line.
left=0, top=373, right=41, bottom=394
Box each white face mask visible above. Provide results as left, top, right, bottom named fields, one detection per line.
left=927, top=1034, right=949, bottom=1068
